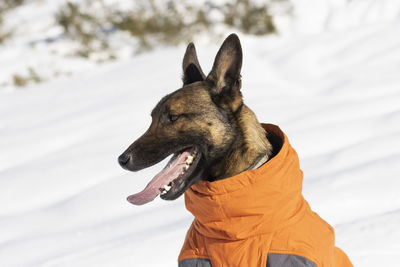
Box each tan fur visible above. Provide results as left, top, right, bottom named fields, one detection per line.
left=209, top=105, right=272, bottom=179
left=239, top=105, right=272, bottom=158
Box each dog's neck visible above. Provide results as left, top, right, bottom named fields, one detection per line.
left=209, top=105, right=273, bottom=180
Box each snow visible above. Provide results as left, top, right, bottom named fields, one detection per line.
left=1, top=0, right=400, bottom=266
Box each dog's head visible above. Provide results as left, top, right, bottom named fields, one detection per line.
left=119, top=34, right=245, bottom=205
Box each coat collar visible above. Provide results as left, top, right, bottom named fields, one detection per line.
left=184, top=124, right=307, bottom=241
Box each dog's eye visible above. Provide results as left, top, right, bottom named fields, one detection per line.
left=169, top=114, right=179, bottom=122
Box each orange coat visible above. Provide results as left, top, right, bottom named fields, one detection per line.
left=179, top=124, right=352, bottom=267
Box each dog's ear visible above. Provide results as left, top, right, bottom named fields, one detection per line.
left=182, top=43, right=206, bottom=85
left=206, top=34, right=243, bottom=112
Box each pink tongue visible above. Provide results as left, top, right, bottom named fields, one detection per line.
left=127, top=150, right=193, bottom=205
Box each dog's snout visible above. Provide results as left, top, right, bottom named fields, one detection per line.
left=118, top=153, right=131, bottom=169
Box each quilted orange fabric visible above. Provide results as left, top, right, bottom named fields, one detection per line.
left=179, top=124, right=352, bottom=267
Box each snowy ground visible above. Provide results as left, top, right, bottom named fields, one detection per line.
left=1, top=0, right=400, bottom=266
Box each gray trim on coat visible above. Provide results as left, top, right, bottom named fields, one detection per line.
left=178, top=253, right=317, bottom=267
left=267, top=253, right=317, bottom=267
left=178, top=258, right=212, bottom=267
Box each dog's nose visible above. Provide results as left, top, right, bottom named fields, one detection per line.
left=118, top=153, right=131, bottom=168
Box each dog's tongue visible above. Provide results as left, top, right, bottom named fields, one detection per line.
left=127, top=149, right=193, bottom=205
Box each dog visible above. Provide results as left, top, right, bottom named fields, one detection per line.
left=118, top=34, right=352, bottom=267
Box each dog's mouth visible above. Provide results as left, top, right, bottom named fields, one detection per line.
left=127, top=146, right=201, bottom=205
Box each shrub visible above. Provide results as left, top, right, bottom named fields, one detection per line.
left=0, top=16, right=10, bottom=44
left=56, top=0, right=291, bottom=59
left=222, top=0, right=276, bottom=35
left=12, top=67, right=42, bottom=88
left=0, top=0, right=25, bottom=43
left=110, top=0, right=211, bottom=52
left=55, top=1, right=109, bottom=58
